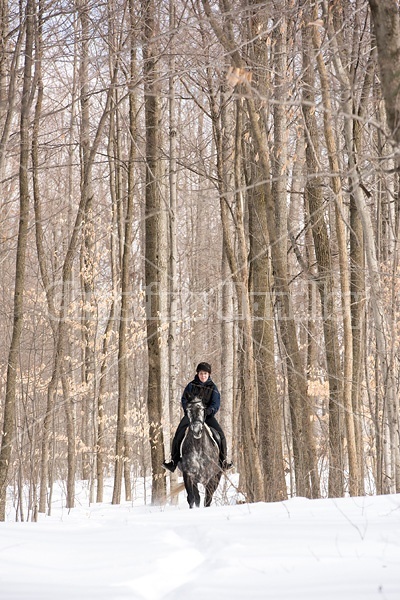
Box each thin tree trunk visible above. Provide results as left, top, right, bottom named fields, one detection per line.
left=219, top=81, right=235, bottom=463
left=265, top=0, right=288, bottom=501
left=166, top=0, right=180, bottom=503
left=98, top=0, right=123, bottom=501
left=249, top=167, right=286, bottom=502
left=220, top=249, right=234, bottom=459
left=78, top=0, right=95, bottom=483
left=63, top=365, right=76, bottom=510
left=0, top=9, right=24, bottom=178
left=0, top=0, right=34, bottom=520
left=369, top=0, right=400, bottom=492
left=142, top=0, right=166, bottom=505
left=233, top=100, right=265, bottom=502
left=112, top=0, right=136, bottom=504
left=350, top=49, right=373, bottom=496
left=0, top=0, right=7, bottom=112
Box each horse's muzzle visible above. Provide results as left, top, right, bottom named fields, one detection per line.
left=191, top=422, right=203, bottom=438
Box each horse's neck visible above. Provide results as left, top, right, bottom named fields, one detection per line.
left=185, top=426, right=216, bottom=450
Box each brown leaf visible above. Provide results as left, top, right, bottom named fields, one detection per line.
left=226, top=66, right=252, bottom=87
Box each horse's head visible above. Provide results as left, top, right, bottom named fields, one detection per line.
left=186, top=397, right=206, bottom=439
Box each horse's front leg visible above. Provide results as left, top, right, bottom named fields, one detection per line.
left=193, top=483, right=200, bottom=507
left=183, top=472, right=196, bottom=509
left=204, top=472, right=222, bottom=507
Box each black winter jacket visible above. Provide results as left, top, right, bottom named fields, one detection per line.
left=181, top=375, right=221, bottom=416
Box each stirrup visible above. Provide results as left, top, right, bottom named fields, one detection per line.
left=221, top=460, right=234, bottom=471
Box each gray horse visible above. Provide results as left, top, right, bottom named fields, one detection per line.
left=179, top=397, right=222, bottom=508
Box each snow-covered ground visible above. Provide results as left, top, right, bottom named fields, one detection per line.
left=1, top=477, right=399, bottom=599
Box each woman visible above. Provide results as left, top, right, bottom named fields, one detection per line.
left=162, top=362, right=233, bottom=472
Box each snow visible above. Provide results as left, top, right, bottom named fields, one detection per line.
left=1, top=478, right=400, bottom=599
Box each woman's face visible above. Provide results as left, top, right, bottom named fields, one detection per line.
left=198, top=370, right=210, bottom=382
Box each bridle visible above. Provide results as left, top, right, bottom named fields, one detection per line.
left=187, top=398, right=206, bottom=439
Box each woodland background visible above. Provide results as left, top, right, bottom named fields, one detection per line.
left=0, top=0, right=400, bottom=521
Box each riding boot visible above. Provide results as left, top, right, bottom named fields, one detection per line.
left=219, top=437, right=233, bottom=471
left=162, top=460, right=176, bottom=472
left=163, top=442, right=181, bottom=473
left=163, top=416, right=188, bottom=472
left=219, top=436, right=227, bottom=465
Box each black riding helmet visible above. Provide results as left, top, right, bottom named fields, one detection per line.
left=196, top=362, right=211, bottom=374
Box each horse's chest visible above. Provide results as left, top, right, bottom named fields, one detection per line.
left=183, top=447, right=203, bottom=470
left=181, top=445, right=208, bottom=479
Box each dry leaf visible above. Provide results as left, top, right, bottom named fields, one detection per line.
left=226, top=66, right=252, bottom=87
left=308, top=19, right=324, bottom=27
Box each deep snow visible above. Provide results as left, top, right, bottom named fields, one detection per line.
left=1, top=477, right=399, bottom=599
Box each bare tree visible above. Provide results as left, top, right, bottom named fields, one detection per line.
left=0, top=2, right=24, bottom=178
left=368, top=0, right=400, bottom=492
left=0, top=0, right=35, bottom=521
left=142, top=0, right=167, bottom=505
left=111, top=0, right=138, bottom=505
left=247, top=0, right=287, bottom=501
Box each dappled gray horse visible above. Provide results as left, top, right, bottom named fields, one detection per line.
left=180, top=397, right=222, bottom=508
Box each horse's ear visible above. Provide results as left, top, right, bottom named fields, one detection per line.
left=186, top=391, right=194, bottom=402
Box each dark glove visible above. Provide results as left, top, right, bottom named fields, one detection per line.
left=206, top=407, right=214, bottom=416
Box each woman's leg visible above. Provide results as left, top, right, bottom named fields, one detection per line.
left=205, top=415, right=227, bottom=465
left=170, top=415, right=189, bottom=464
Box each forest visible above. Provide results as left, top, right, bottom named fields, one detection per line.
left=0, top=0, right=399, bottom=521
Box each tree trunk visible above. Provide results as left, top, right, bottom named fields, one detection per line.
left=220, top=249, right=234, bottom=460
left=112, top=0, right=137, bottom=504
left=210, top=78, right=235, bottom=465
left=78, top=0, right=95, bottom=484
left=369, top=0, right=400, bottom=492
left=249, top=165, right=286, bottom=502
left=0, top=4, right=24, bottom=178
left=142, top=0, right=166, bottom=505
left=233, top=101, right=265, bottom=502
left=350, top=49, right=373, bottom=496
left=0, top=0, right=7, bottom=112
left=0, top=0, right=34, bottom=520
left=166, top=0, right=180, bottom=503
